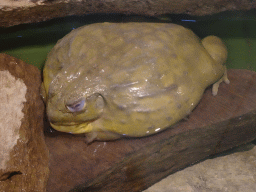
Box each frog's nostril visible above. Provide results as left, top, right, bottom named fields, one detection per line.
left=66, top=99, right=86, bottom=113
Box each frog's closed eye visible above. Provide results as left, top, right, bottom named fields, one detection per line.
left=66, top=99, right=86, bottom=113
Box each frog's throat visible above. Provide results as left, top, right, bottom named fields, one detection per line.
left=50, top=122, right=93, bottom=134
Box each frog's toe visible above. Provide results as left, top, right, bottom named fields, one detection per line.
left=85, top=130, right=122, bottom=143
left=212, top=67, right=229, bottom=96
left=85, top=132, right=98, bottom=143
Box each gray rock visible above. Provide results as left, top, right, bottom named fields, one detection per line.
left=1, top=0, right=256, bottom=27
left=144, top=143, right=256, bottom=192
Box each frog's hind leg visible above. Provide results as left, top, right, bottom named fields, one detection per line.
left=212, top=67, right=230, bottom=96
left=201, top=35, right=228, bottom=65
left=202, top=36, right=229, bottom=96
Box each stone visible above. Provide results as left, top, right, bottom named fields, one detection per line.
left=0, top=53, right=49, bottom=192
left=144, top=143, right=256, bottom=192
left=0, top=0, right=256, bottom=27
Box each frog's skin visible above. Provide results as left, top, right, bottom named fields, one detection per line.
left=42, top=22, right=229, bottom=142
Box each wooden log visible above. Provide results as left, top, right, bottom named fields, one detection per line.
left=45, top=69, right=256, bottom=192
left=0, top=54, right=49, bottom=192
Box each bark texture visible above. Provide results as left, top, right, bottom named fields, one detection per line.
left=0, top=54, right=49, bottom=192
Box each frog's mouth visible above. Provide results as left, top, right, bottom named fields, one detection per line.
left=50, top=122, right=93, bottom=134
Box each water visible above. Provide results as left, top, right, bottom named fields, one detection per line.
left=1, top=10, right=256, bottom=71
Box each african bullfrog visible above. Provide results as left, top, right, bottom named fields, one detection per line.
left=41, top=22, right=229, bottom=142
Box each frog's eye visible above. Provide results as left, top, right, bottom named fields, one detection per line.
left=66, top=99, right=86, bottom=113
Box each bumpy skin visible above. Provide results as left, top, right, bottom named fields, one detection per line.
left=42, top=22, right=229, bottom=142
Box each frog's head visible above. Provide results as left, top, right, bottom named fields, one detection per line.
left=42, top=65, right=105, bottom=134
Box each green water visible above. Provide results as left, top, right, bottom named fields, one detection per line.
left=1, top=11, right=256, bottom=71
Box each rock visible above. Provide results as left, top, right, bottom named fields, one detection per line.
left=144, top=143, right=256, bottom=192
left=0, top=54, right=49, bottom=192
left=0, top=0, right=256, bottom=27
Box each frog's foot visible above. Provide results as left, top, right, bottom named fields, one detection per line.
left=212, top=67, right=230, bottom=96
left=85, top=132, right=98, bottom=143
left=85, top=131, right=122, bottom=143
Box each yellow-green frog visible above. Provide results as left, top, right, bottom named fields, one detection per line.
left=42, top=22, right=229, bottom=142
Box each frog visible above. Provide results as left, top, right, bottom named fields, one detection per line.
left=41, top=22, right=229, bottom=143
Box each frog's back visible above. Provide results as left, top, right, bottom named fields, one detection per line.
left=45, top=22, right=205, bottom=83
left=67, top=23, right=214, bottom=137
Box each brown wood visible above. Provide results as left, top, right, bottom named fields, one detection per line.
left=45, top=69, right=256, bottom=192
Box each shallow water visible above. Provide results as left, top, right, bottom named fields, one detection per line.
left=1, top=10, right=256, bottom=71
